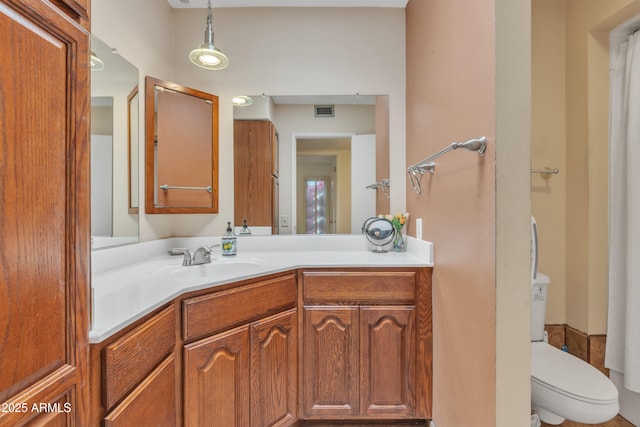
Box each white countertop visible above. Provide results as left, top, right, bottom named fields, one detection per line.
left=90, top=235, right=433, bottom=343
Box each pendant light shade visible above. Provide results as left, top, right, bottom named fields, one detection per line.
left=90, top=51, right=105, bottom=71
left=232, top=96, right=253, bottom=106
left=189, top=0, right=228, bottom=70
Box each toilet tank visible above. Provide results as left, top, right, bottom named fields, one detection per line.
left=531, top=273, right=550, bottom=341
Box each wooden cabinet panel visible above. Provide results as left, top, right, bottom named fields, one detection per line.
left=53, top=0, right=89, bottom=21
left=104, top=306, right=176, bottom=409
left=22, top=394, right=72, bottom=427
left=250, top=309, right=297, bottom=427
left=302, top=271, right=416, bottom=304
left=0, top=1, right=89, bottom=425
left=303, top=306, right=359, bottom=417
left=271, top=123, right=279, bottom=177
left=184, top=326, right=250, bottom=427
left=234, top=120, right=279, bottom=229
left=183, top=273, right=296, bottom=341
left=104, top=355, right=177, bottom=427
left=360, top=306, right=416, bottom=416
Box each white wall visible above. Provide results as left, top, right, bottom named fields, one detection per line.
left=351, top=134, right=376, bottom=233
left=274, top=103, right=375, bottom=233
left=90, top=135, right=113, bottom=236
left=92, top=0, right=175, bottom=241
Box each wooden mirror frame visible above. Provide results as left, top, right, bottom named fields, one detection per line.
left=128, top=85, right=139, bottom=214
left=144, top=76, right=219, bottom=214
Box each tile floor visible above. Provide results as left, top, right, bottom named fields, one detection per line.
left=541, top=414, right=636, bottom=427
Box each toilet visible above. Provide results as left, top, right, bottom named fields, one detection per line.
left=530, top=218, right=619, bottom=424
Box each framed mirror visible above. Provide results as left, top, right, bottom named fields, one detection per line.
left=233, top=94, right=389, bottom=235
left=145, top=76, right=219, bottom=214
left=90, top=35, right=139, bottom=249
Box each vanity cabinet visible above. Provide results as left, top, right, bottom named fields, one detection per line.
left=88, top=267, right=431, bottom=425
left=0, top=0, right=90, bottom=425
left=300, top=269, right=432, bottom=421
left=234, top=120, right=280, bottom=233
left=89, top=305, right=179, bottom=426
left=183, top=273, right=297, bottom=427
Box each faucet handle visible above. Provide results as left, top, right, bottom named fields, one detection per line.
left=168, top=248, right=192, bottom=266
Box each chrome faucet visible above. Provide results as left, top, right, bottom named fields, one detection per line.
left=168, top=248, right=193, bottom=266
left=168, top=245, right=220, bottom=266
left=192, top=246, right=212, bottom=265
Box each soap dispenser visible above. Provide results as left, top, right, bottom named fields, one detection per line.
left=221, top=221, right=237, bottom=256
left=239, top=219, right=252, bottom=235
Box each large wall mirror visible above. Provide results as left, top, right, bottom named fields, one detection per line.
left=145, top=76, right=219, bottom=214
left=233, top=95, right=389, bottom=235
left=90, top=35, right=139, bottom=249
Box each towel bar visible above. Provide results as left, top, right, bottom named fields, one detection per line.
left=407, top=136, right=487, bottom=194
left=160, top=184, right=213, bottom=193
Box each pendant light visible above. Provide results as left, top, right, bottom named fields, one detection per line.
left=232, top=96, right=253, bottom=106
left=90, top=51, right=105, bottom=71
left=189, top=0, right=229, bottom=70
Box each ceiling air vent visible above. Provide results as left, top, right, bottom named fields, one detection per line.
left=314, top=105, right=335, bottom=118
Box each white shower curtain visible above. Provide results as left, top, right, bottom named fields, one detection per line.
left=606, top=32, right=640, bottom=393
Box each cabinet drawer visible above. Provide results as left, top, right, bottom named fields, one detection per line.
left=182, top=273, right=296, bottom=341
left=303, top=271, right=416, bottom=304
left=104, top=354, right=177, bottom=427
left=104, top=305, right=176, bottom=409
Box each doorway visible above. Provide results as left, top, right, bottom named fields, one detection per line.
left=296, top=138, right=347, bottom=234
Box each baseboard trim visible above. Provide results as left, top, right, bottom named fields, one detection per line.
left=544, top=323, right=608, bottom=375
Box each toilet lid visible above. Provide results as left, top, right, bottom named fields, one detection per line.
left=531, top=342, right=618, bottom=404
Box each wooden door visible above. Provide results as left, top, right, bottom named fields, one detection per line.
left=360, top=306, right=416, bottom=417
left=0, top=1, right=89, bottom=425
left=184, top=326, right=250, bottom=427
left=303, top=306, right=359, bottom=417
left=250, top=309, right=297, bottom=426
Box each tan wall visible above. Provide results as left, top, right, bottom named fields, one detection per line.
left=375, top=96, right=390, bottom=215
left=532, top=0, right=568, bottom=326
left=407, top=0, right=530, bottom=425
left=532, top=0, right=640, bottom=335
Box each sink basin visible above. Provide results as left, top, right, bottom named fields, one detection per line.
left=158, top=257, right=266, bottom=280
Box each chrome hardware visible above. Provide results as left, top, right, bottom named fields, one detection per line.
left=192, top=246, right=212, bottom=265
left=160, top=184, right=213, bottom=193
left=169, top=245, right=221, bottom=266
left=407, top=136, right=487, bottom=194
left=168, top=248, right=193, bottom=266
left=531, top=167, right=559, bottom=180
left=366, top=178, right=391, bottom=198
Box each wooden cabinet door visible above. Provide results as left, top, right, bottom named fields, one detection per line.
left=250, top=309, right=297, bottom=427
left=0, top=1, right=89, bottom=426
left=360, top=306, right=416, bottom=417
left=104, top=355, right=177, bottom=427
left=184, top=326, right=250, bottom=427
left=234, top=120, right=276, bottom=228
left=303, top=306, right=359, bottom=417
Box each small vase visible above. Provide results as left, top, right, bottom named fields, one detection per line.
left=393, top=227, right=406, bottom=252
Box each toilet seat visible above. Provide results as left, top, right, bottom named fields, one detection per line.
left=531, top=342, right=618, bottom=404
left=531, top=342, right=619, bottom=425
